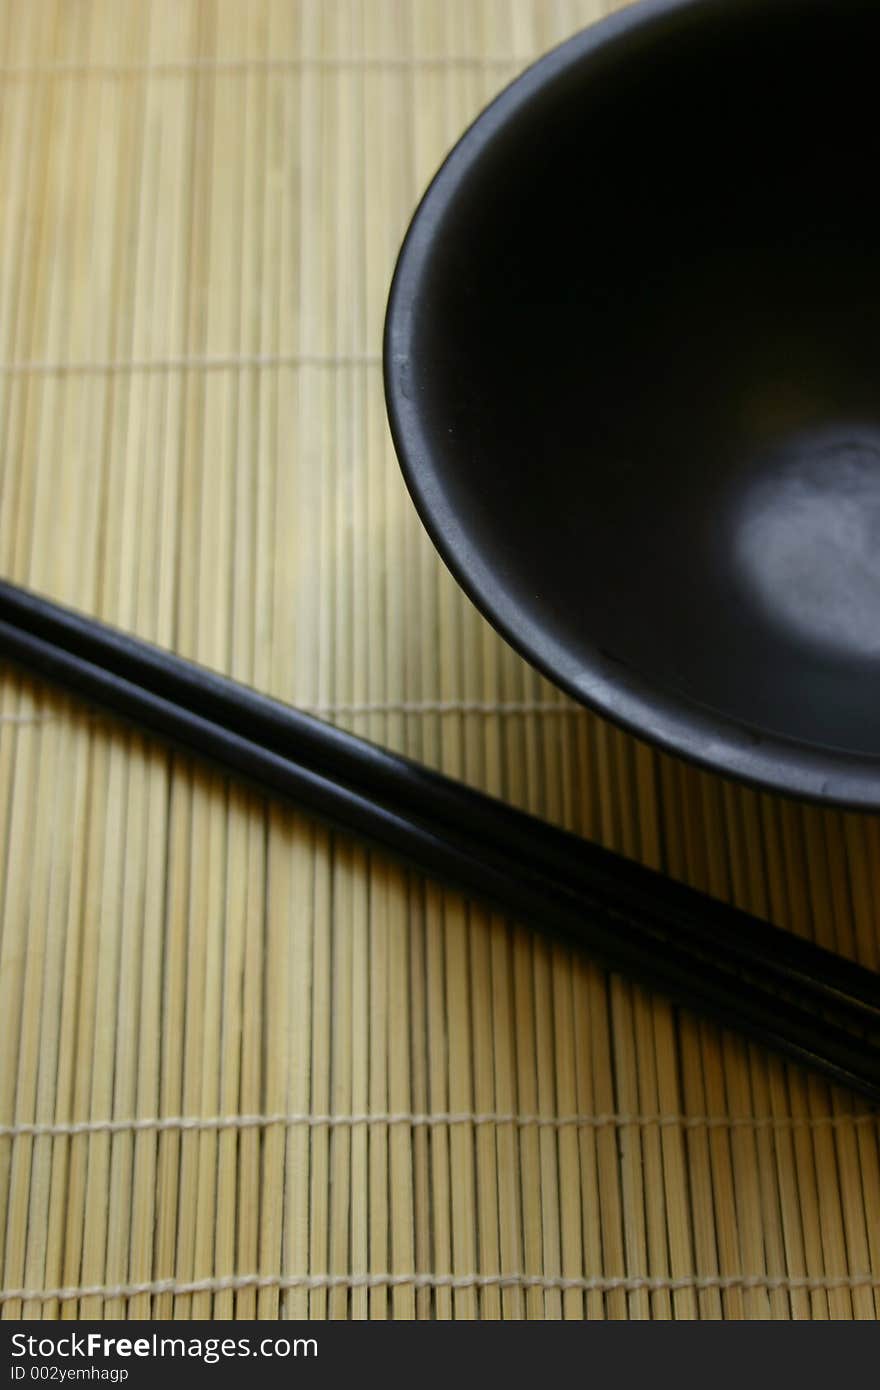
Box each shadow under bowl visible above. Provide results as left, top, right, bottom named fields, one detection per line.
left=384, top=0, right=880, bottom=807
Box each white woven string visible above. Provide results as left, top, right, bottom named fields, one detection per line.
left=304, top=700, right=582, bottom=717
left=0, top=352, right=381, bottom=375
left=2, top=1110, right=876, bottom=1140
left=0, top=56, right=527, bottom=80
left=0, top=701, right=584, bottom=725
left=2, top=1269, right=878, bottom=1305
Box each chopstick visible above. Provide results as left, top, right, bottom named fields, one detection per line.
left=2, top=577, right=878, bottom=1029
left=1, top=578, right=879, bottom=1104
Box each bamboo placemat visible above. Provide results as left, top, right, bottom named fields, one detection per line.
left=0, top=0, right=879, bottom=1322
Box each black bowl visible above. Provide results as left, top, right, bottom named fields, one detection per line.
left=384, top=0, right=880, bottom=808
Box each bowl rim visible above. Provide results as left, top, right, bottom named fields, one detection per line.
left=383, top=0, right=880, bottom=810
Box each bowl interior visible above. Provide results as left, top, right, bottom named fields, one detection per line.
left=387, top=0, right=880, bottom=797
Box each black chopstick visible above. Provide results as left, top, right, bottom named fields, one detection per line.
left=1, top=579, right=879, bottom=1104
left=2, top=577, right=878, bottom=1032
